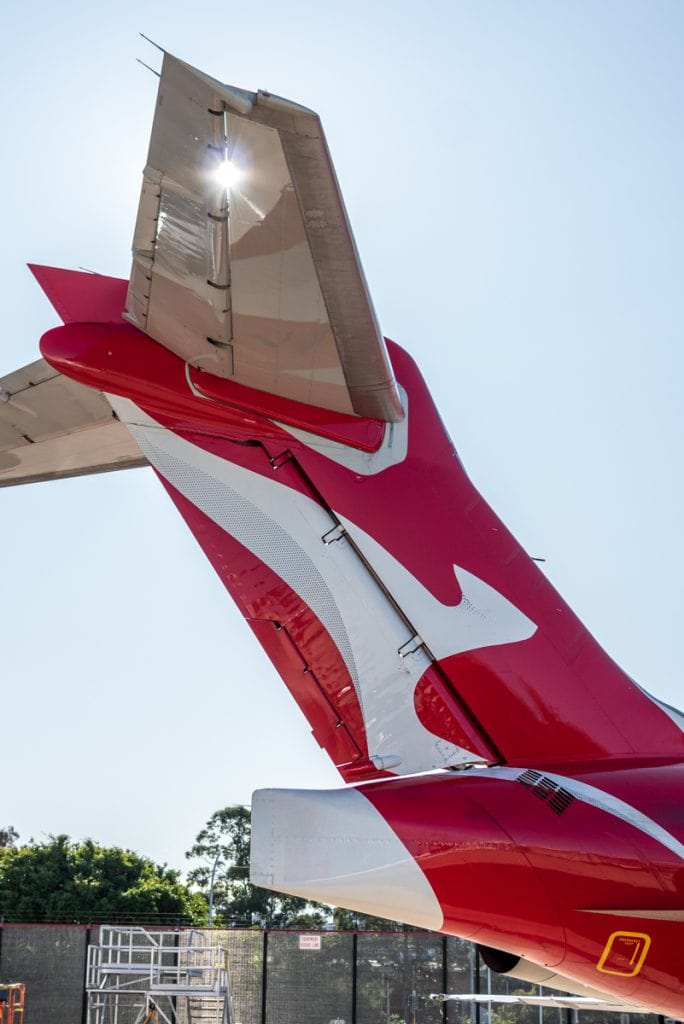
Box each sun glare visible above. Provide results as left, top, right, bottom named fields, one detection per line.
left=214, top=159, right=243, bottom=190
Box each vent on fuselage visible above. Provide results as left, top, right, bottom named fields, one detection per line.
left=516, top=770, right=575, bottom=816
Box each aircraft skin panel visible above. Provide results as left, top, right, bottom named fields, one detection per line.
left=163, top=475, right=368, bottom=769
left=106, top=392, right=494, bottom=778
left=250, top=786, right=445, bottom=931
left=160, top=472, right=496, bottom=778
left=0, top=417, right=145, bottom=487
left=37, top=305, right=684, bottom=774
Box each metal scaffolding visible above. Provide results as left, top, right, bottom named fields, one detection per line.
left=86, top=925, right=233, bottom=1024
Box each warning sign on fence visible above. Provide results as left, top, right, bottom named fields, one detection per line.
left=298, top=934, right=322, bottom=950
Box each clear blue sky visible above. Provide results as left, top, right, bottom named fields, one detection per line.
left=2, top=1, right=682, bottom=872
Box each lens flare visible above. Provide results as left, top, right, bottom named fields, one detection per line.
left=214, top=160, right=243, bottom=190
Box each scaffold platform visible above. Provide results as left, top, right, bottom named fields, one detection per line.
left=86, top=925, right=232, bottom=1024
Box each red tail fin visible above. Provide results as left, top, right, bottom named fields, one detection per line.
left=29, top=265, right=126, bottom=325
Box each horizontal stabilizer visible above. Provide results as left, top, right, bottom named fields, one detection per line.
left=0, top=357, right=145, bottom=487
left=126, top=54, right=403, bottom=422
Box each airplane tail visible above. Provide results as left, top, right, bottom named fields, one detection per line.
left=28, top=266, right=684, bottom=780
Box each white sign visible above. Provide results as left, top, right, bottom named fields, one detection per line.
left=298, top=934, right=322, bottom=951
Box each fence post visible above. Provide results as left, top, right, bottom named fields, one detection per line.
left=441, top=936, right=448, bottom=1024
left=172, top=930, right=180, bottom=1022
left=261, top=931, right=269, bottom=1024
left=351, top=932, right=358, bottom=1024
left=80, top=927, right=92, bottom=1024
left=473, top=946, right=481, bottom=1024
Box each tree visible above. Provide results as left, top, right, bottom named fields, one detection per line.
left=0, top=835, right=206, bottom=924
left=332, top=907, right=410, bottom=931
left=0, top=826, right=18, bottom=849
left=186, top=806, right=331, bottom=927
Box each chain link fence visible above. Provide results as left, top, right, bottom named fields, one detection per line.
left=0, top=925, right=659, bottom=1024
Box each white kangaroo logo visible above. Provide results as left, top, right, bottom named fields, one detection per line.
left=111, top=396, right=537, bottom=775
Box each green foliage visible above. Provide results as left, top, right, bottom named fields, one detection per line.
left=186, top=805, right=331, bottom=927
left=354, top=932, right=447, bottom=1024
left=0, top=826, right=18, bottom=849
left=489, top=1008, right=519, bottom=1024
left=332, top=907, right=410, bottom=931
left=0, top=835, right=206, bottom=924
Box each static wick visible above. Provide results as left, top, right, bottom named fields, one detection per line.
left=139, top=32, right=165, bottom=53
left=136, top=58, right=161, bottom=78
left=531, top=556, right=546, bottom=563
